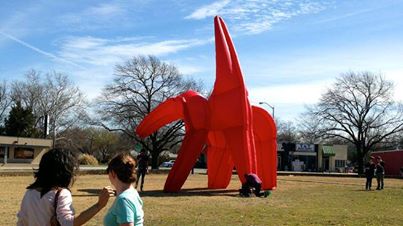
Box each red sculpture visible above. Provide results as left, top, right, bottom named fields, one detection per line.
left=136, top=16, right=277, bottom=192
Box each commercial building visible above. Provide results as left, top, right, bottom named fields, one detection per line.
left=0, top=136, right=53, bottom=164
left=371, top=150, right=403, bottom=177
left=317, top=144, right=348, bottom=172
left=278, top=143, right=348, bottom=172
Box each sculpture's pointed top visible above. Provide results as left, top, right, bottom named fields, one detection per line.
left=212, top=16, right=246, bottom=95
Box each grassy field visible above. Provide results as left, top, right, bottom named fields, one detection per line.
left=1, top=173, right=403, bottom=226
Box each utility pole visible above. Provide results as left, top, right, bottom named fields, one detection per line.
left=52, top=118, right=56, bottom=149
left=259, top=102, right=275, bottom=119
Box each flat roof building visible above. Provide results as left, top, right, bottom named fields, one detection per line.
left=0, top=136, right=53, bottom=164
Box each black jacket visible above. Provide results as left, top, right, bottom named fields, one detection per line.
left=365, top=162, right=375, bottom=177
left=376, top=161, right=385, bottom=174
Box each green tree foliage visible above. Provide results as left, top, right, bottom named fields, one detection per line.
left=4, top=101, right=38, bottom=137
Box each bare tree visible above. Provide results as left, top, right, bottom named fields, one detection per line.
left=11, top=70, right=86, bottom=140
left=58, top=126, right=128, bottom=162
left=298, top=112, right=324, bottom=144
left=96, top=55, right=203, bottom=168
left=10, top=70, right=43, bottom=115
left=57, top=127, right=93, bottom=153
left=276, top=119, right=298, bottom=143
left=0, top=81, right=12, bottom=128
left=91, top=128, right=121, bottom=162
left=306, top=72, right=403, bottom=173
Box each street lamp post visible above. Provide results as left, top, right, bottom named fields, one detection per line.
left=259, top=102, right=275, bottom=119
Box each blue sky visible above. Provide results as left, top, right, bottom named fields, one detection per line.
left=1, top=0, right=403, bottom=121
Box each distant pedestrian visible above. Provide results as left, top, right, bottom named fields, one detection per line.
left=135, top=150, right=149, bottom=192
left=375, top=156, right=385, bottom=190
left=365, top=157, right=376, bottom=191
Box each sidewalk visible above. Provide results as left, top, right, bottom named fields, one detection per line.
left=0, top=163, right=107, bottom=176
left=0, top=163, right=361, bottom=177
left=277, top=170, right=359, bottom=177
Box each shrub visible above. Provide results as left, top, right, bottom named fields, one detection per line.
left=78, top=154, right=99, bottom=165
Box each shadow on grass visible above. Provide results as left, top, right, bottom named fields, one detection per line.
left=140, top=187, right=239, bottom=197
left=278, top=178, right=363, bottom=187
left=75, top=188, right=240, bottom=197
left=278, top=178, right=403, bottom=190
left=74, top=189, right=101, bottom=196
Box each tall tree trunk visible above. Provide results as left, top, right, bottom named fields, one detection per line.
left=356, top=144, right=365, bottom=174
left=151, top=151, right=160, bottom=169
left=357, top=156, right=365, bottom=175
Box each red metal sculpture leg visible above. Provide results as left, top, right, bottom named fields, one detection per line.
left=252, top=106, right=277, bottom=190
left=136, top=91, right=209, bottom=192
left=206, top=131, right=233, bottom=188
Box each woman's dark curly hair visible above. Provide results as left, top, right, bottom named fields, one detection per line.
left=27, top=148, right=79, bottom=197
left=106, top=152, right=137, bottom=184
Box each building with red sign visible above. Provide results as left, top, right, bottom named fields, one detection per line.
left=371, top=150, right=403, bottom=177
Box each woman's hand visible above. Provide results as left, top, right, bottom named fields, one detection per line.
left=73, top=186, right=115, bottom=226
left=97, top=186, right=115, bottom=209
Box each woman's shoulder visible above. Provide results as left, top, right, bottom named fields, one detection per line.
left=118, top=188, right=142, bottom=203
left=24, top=187, right=72, bottom=199
left=58, top=188, right=72, bottom=196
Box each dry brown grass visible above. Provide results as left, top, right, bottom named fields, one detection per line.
left=2, top=173, right=403, bottom=225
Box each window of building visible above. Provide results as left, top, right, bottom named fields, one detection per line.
left=0, top=147, right=8, bottom=158
left=335, top=160, right=346, bottom=168
left=14, top=147, right=34, bottom=159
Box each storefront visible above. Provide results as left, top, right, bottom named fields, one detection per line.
left=0, top=136, right=53, bottom=164
left=317, top=144, right=348, bottom=172
left=278, top=143, right=348, bottom=172
left=291, top=144, right=317, bottom=172
left=278, top=143, right=318, bottom=172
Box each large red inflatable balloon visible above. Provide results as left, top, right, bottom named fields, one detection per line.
left=136, top=16, right=277, bottom=192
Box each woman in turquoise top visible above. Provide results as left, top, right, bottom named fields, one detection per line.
left=104, top=153, right=144, bottom=226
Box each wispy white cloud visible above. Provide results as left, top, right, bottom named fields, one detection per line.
left=58, top=3, right=130, bottom=31
left=57, top=36, right=210, bottom=66
left=185, top=0, right=330, bottom=34
left=0, top=30, right=85, bottom=69
left=175, top=64, right=204, bottom=75
left=86, top=3, right=123, bottom=17
left=185, top=0, right=231, bottom=20
left=314, top=8, right=376, bottom=24
left=0, top=5, right=42, bottom=47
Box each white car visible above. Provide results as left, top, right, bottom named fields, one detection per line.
left=160, top=160, right=175, bottom=167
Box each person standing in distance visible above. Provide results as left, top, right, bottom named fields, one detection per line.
left=375, top=156, right=385, bottom=190
left=365, top=157, right=376, bottom=191
left=135, top=150, right=149, bottom=192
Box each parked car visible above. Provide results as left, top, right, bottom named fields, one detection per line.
left=160, top=160, right=175, bottom=167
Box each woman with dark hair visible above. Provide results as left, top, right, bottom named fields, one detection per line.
left=104, top=152, right=144, bottom=226
left=17, top=148, right=114, bottom=226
